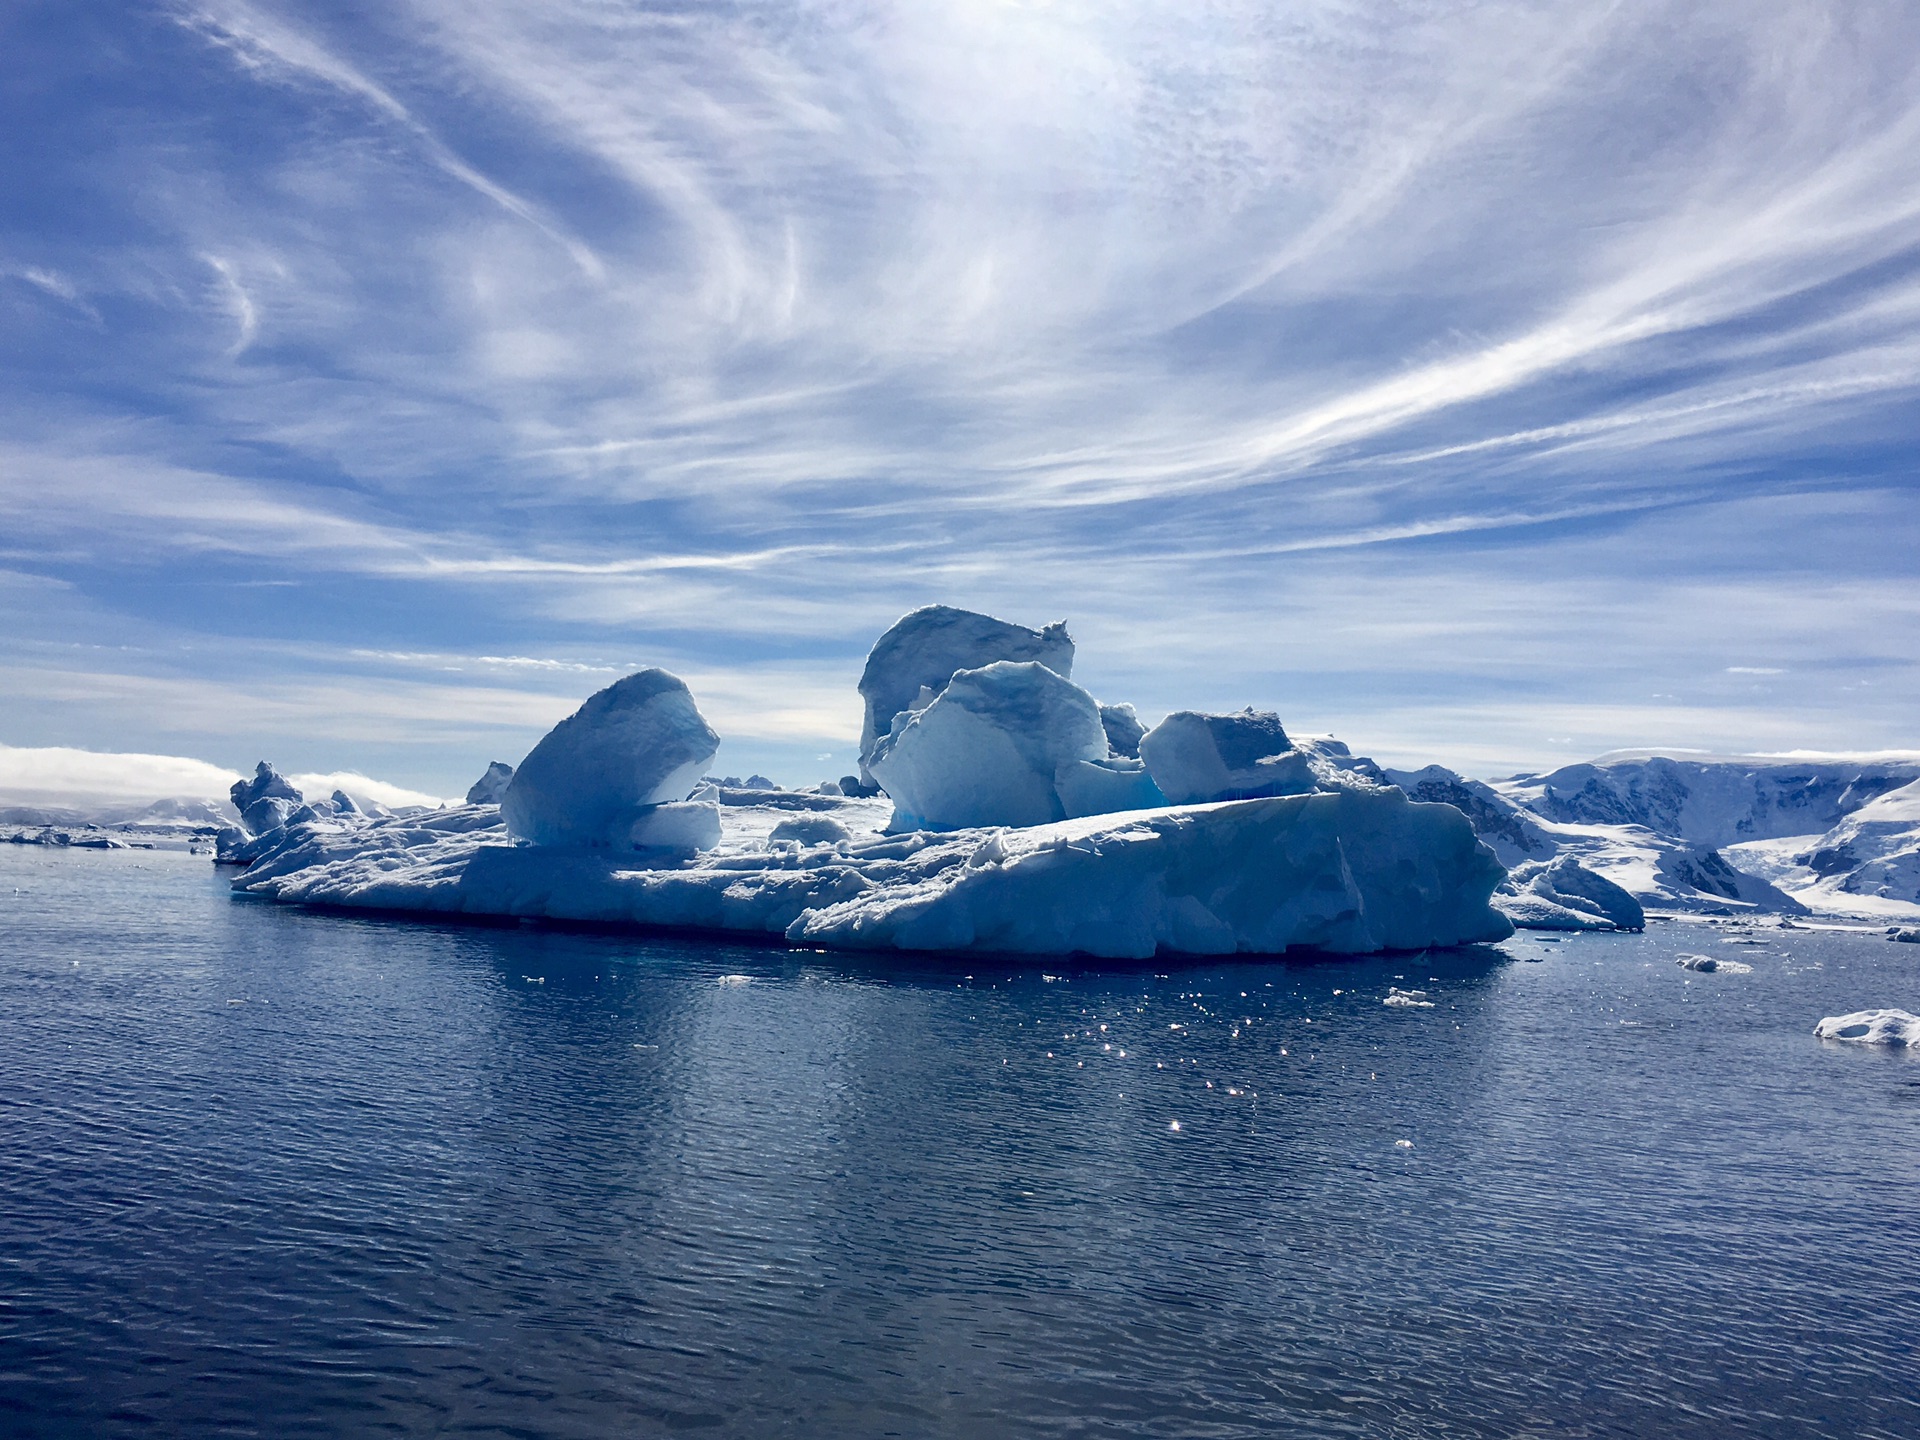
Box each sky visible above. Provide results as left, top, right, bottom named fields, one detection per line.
left=2, top=0, right=1917, bottom=802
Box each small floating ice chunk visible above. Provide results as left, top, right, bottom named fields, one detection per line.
left=1383, top=987, right=1434, bottom=1008
left=717, top=974, right=753, bottom=987
left=1676, top=954, right=1752, bottom=974
left=1813, top=1009, right=1920, bottom=1046
left=1394, top=1139, right=1414, bottom=1149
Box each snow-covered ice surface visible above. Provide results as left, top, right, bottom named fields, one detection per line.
left=228, top=784, right=1512, bottom=960
left=1725, top=778, right=1920, bottom=917
left=1813, top=1009, right=1920, bottom=1046
left=1470, top=754, right=1920, bottom=924
left=1496, top=754, right=1920, bottom=848
left=1393, top=758, right=1915, bottom=924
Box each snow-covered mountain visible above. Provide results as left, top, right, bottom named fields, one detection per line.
left=1495, top=754, right=1920, bottom=849
left=1428, top=753, right=1920, bottom=921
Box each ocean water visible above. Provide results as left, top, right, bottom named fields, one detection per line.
left=3, top=846, right=1918, bottom=1438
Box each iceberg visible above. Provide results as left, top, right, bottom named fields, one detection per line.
left=1497, top=854, right=1645, bottom=931
left=856, top=606, right=1073, bottom=783
left=1676, top=953, right=1751, bottom=974
left=1813, top=1010, right=1920, bottom=1046
left=465, top=761, right=514, bottom=805
left=230, top=761, right=303, bottom=837
left=1098, top=702, right=1146, bottom=759
left=790, top=790, right=1511, bottom=957
left=1140, top=709, right=1317, bottom=804
left=213, top=608, right=1520, bottom=959
left=1385, top=765, right=1556, bottom=867
left=229, top=786, right=1511, bottom=959
left=501, top=669, right=719, bottom=848
left=868, top=660, right=1113, bottom=830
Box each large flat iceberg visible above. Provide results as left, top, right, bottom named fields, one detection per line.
left=216, top=610, right=1521, bottom=960
left=229, top=785, right=1512, bottom=959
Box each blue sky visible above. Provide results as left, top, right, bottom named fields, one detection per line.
left=2, top=0, right=1917, bottom=799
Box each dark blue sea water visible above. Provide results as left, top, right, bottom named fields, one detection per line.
left=3, top=845, right=1918, bottom=1438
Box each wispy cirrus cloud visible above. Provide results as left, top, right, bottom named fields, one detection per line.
left=0, top=1, right=1916, bottom=789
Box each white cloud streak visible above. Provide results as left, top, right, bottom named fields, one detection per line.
left=2, top=1, right=1917, bottom=777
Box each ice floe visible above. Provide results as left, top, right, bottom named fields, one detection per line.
left=1676, top=954, right=1752, bottom=974
left=1813, top=1010, right=1920, bottom=1046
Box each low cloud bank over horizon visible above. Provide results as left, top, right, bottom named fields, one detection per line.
left=1, top=2, right=1915, bottom=790
left=0, top=743, right=447, bottom=813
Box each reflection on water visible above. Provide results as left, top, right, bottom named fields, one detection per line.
left=3, top=846, right=1918, bottom=1437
